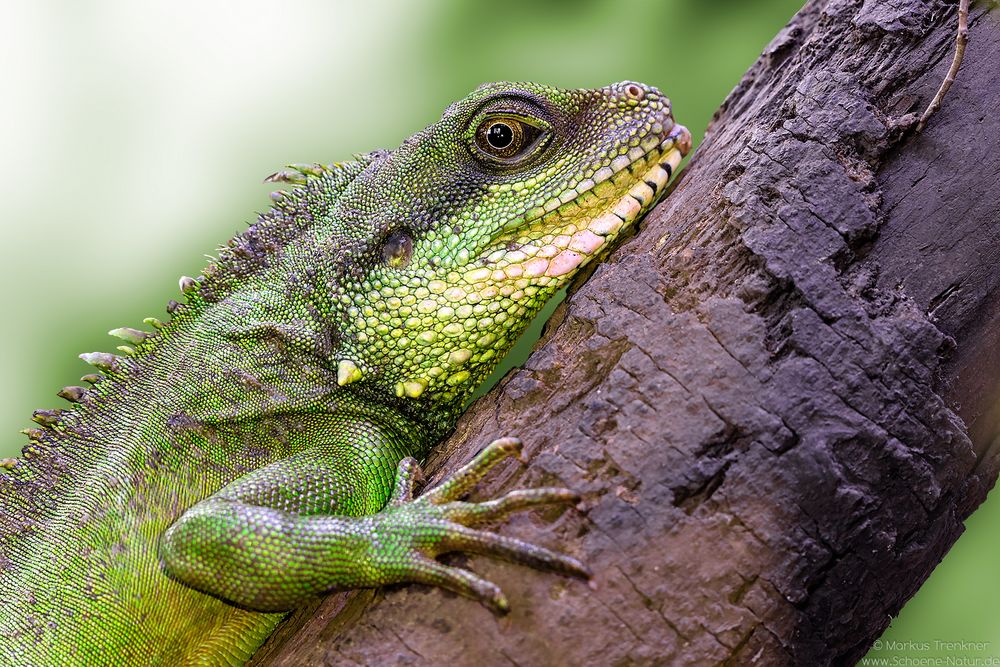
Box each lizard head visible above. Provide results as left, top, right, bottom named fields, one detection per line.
left=330, top=81, right=691, bottom=408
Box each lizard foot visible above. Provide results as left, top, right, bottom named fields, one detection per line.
left=373, top=437, right=590, bottom=613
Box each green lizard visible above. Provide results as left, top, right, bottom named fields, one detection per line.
left=0, top=81, right=690, bottom=665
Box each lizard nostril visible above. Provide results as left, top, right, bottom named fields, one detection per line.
left=625, top=84, right=643, bottom=100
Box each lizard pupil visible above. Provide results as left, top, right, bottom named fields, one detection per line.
left=381, top=230, right=413, bottom=268
left=486, top=122, right=514, bottom=149
left=472, top=116, right=543, bottom=163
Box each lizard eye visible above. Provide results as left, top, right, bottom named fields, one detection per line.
left=473, top=116, right=545, bottom=163
left=381, top=230, right=413, bottom=269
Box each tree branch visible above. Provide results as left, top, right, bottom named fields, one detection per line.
left=253, top=1, right=1000, bottom=664
left=916, top=0, right=970, bottom=131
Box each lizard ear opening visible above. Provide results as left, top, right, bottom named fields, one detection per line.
left=380, top=229, right=414, bottom=269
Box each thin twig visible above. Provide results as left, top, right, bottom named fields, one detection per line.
left=916, top=0, right=970, bottom=132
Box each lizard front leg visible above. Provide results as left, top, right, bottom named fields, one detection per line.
left=159, top=419, right=588, bottom=613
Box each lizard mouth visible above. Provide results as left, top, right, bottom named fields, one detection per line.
left=480, top=122, right=692, bottom=280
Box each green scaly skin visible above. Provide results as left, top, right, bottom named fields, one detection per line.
left=0, top=81, right=690, bottom=665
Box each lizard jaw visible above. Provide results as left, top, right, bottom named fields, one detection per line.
left=545, top=127, right=691, bottom=277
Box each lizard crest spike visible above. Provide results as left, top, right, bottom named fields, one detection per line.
left=264, top=169, right=307, bottom=185
left=79, top=351, right=118, bottom=371
left=178, top=276, right=198, bottom=294
left=109, top=327, right=148, bottom=344
left=20, top=428, right=44, bottom=441
left=0, top=81, right=690, bottom=663
left=57, top=386, right=87, bottom=403
left=31, top=410, right=61, bottom=427
left=264, top=163, right=334, bottom=184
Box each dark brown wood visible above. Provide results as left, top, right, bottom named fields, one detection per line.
left=254, top=2, right=1000, bottom=664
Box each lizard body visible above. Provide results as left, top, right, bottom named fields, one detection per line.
left=0, top=81, right=690, bottom=665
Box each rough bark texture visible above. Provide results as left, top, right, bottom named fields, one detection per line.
left=254, top=1, right=1000, bottom=664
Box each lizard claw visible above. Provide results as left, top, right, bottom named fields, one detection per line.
left=423, top=437, right=523, bottom=504
left=410, top=558, right=510, bottom=614
left=376, top=437, right=589, bottom=613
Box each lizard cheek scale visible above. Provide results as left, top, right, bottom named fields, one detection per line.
left=0, top=81, right=689, bottom=665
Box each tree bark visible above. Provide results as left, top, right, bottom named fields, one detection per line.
left=253, top=1, right=1000, bottom=664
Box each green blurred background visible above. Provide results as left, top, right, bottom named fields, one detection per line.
left=1, top=1, right=995, bottom=662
